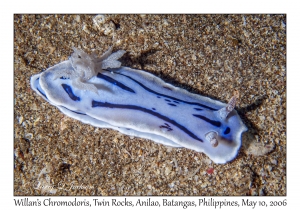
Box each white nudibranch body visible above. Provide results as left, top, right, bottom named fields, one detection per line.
left=31, top=47, right=247, bottom=164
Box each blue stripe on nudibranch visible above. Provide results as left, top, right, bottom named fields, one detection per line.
left=35, top=78, right=48, bottom=99
left=168, top=103, right=177, bottom=106
left=193, top=114, right=221, bottom=127
left=224, top=127, right=231, bottom=134
left=109, top=71, right=218, bottom=111
left=61, top=84, right=81, bottom=101
left=97, top=73, right=135, bottom=93
left=37, top=87, right=48, bottom=99
left=62, top=106, right=86, bottom=115
left=159, top=123, right=173, bottom=131
left=91, top=100, right=204, bottom=142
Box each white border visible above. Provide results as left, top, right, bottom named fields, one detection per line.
left=3, top=0, right=295, bottom=209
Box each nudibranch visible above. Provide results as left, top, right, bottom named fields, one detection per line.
left=30, top=47, right=247, bottom=164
